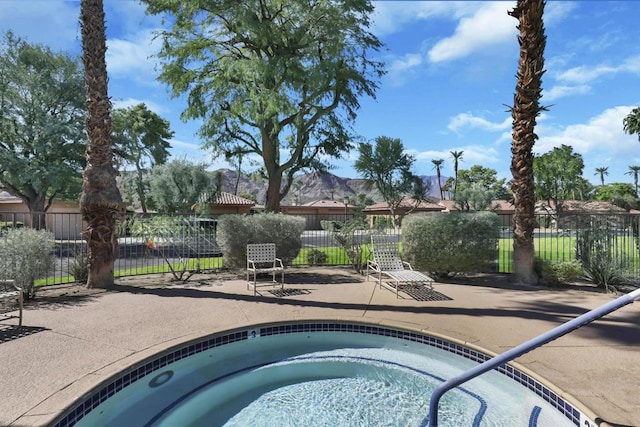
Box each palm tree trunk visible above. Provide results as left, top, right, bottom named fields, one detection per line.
left=509, top=0, right=546, bottom=284
left=80, top=0, right=124, bottom=288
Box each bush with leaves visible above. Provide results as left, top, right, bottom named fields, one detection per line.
left=322, top=217, right=371, bottom=273
left=575, top=215, right=631, bottom=291
left=534, top=258, right=583, bottom=287
left=127, top=215, right=201, bottom=281
left=402, top=212, right=500, bottom=278
left=306, top=249, right=328, bottom=266
left=0, top=228, right=55, bottom=299
left=217, top=213, right=305, bottom=269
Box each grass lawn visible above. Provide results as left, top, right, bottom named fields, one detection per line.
left=35, top=234, right=639, bottom=286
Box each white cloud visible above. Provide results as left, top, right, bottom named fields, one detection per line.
left=536, top=106, right=637, bottom=156
left=556, top=55, right=640, bottom=85
left=428, top=2, right=516, bottom=63
left=448, top=113, right=511, bottom=133
left=543, top=84, right=591, bottom=102
left=106, top=29, right=163, bottom=83
left=543, top=1, right=578, bottom=26
left=371, top=1, right=474, bottom=37
left=0, top=1, right=80, bottom=52
left=389, top=53, right=423, bottom=73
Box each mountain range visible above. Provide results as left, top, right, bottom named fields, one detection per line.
left=217, top=169, right=444, bottom=205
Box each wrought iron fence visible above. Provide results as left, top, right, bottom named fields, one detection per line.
left=1, top=210, right=639, bottom=286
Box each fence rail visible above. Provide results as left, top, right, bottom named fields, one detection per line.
left=1, top=210, right=639, bottom=286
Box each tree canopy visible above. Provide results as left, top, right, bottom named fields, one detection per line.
left=623, top=107, right=640, bottom=142
left=533, top=144, right=588, bottom=217
left=0, top=31, right=86, bottom=214
left=111, top=103, right=173, bottom=212
left=354, top=135, right=426, bottom=228
left=456, top=165, right=510, bottom=198
left=148, top=159, right=220, bottom=215
left=142, top=0, right=385, bottom=212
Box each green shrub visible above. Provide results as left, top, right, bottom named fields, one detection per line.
left=533, top=258, right=582, bottom=287
left=70, top=248, right=89, bottom=284
left=0, top=228, right=55, bottom=299
left=306, top=248, right=328, bottom=265
left=402, top=212, right=500, bottom=277
left=581, top=253, right=629, bottom=292
left=322, top=217, right=371, bottom=273
left=553, top=260, right=583, bottom=283
left=217, top=213, right=305, bottom=268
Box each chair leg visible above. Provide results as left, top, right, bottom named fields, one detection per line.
left=18, top=291, right=23, bottom=326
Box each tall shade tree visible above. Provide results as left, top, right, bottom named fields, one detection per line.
left=354, top=136, right=425, bottom=229
left=594, top=166, right=608, bottom=187
left=508, top=0, right=547, bottom=284
left=431, top=159, right=445, bottom=200
left=623, top=107, right=640, bottom=142
left=450, top=150, right=464, bottom=199
left=80, top=0, right=124, bottom=289
left=534, top=145, right=584, bottom=220
left=142, top=0, right=385, bottom=212
left=148, top=159, right=221, bottom=214
left=111, top=103, right=174, bottom=212
left=0, top=32, right=86, bottom=227
left=625, top=165, right=640, bottom=197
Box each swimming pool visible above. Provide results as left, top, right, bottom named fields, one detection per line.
left=53, top=322, right=596, bottom=426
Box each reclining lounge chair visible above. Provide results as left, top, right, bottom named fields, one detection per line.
left=367, top=235, right=434, bottom=298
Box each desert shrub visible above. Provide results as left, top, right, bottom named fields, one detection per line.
left=553, top=260, right=583, bottom=283
left=217, top=213, right=305, bottom=268
left=322, top=217, right=371, bottom=273
left=575, top=215, right=630, bottom=291
left=70, top=248, right=89, bottom=284
left=581, top=253, right=629, bottom=292
left=0, top=228, right=55, bottom=299
left=402, top=212, right=500, bottom=278
left=533, top=258, right=582, bottom=287
left=306, top=248, right=328, bottom=265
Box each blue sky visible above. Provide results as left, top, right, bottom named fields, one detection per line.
left=1, top=1, right=639, bottom=187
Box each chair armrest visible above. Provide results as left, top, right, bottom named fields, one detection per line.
left=247, top=259, right=257, bottom=269
left=274, top=258, right=284, bottom=269
left=402, top=261, right=413, bottom=270
left=367, top=260, right=381, bottom=273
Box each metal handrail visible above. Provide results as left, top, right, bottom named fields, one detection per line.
left=428, top=287, right=640, bottom=426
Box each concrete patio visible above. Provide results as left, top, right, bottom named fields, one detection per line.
left=0, top=267, right=638, bottom=427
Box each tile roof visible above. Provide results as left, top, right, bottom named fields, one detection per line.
left=301, top=199, right=351, bottom=207
left=213, top=192, right=255, bottom=206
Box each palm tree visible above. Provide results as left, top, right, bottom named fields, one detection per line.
left=594, top=166, right=608, bottom=186
left=431, top=159, right=445, bottom=200
left=80, top=0, right=123, bottom=288
left=450, top=150, right=464, bottom=199
left=623, top=107, right=640, bottom=142
left=508, top=0, right=547, bottom=284
left=626, top=165, right=640, bottom=197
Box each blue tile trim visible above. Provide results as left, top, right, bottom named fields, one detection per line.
left=51, top=322, right=586, bottom=427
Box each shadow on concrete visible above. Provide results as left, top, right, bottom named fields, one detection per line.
left=106, top=282, right=640, bottom=346
left=0, top=325, right=48, bottom=344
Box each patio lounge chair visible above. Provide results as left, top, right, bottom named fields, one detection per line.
left=246, top=243, right=285, bottom=296
left=0, top=279, right=23, bottom=326
left=367, top=235, right=434, bottom=298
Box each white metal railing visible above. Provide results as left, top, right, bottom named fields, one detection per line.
left=428, top=287, right=640, bottom=426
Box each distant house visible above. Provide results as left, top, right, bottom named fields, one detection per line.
left=209, top=192, right=256, bottom=215
left=362, top=198, right=445, bottom=227
left=281, top=199, right=355, bottom=230
left=0, top=190, right=257, bottom=239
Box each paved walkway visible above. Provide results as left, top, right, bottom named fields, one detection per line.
left=0, top=268, right=638, bottom=427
